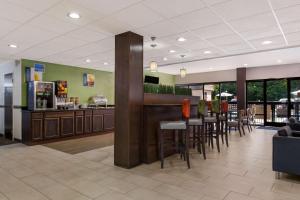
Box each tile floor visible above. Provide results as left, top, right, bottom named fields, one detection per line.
left=0, top=129, right=300, bottom=200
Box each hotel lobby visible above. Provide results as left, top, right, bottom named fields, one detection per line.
left=1, top=0, right=300, bottom=199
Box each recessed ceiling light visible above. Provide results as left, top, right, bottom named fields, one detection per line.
left=243, top=63, right=248, bottom=67
left=169, top=50, right=176, bottom=53
left=8, top=44, right=17, bottom=48
left=209, top=67, right=213, bottom=70
left=68, top=12, right=80, bottom=19
left=163, top=57, right=168, bottom=61
left=86, top=59, right=91, bottom=63
left=277, top=59, right=282, bottom=63
left=262, top=40, right=272, bottom=45
left=204, top=50, right=212, bottom=54
left=104, top=62, right=108, bottom=65
left=177, top=37, right=186, bottom=42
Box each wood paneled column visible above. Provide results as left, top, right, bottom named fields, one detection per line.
left=236, top=68, right=246, bottom=110
left=114, top=31, right=143, bottom=168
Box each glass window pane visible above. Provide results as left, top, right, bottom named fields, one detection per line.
left=204, top=84, right=219, bottom=101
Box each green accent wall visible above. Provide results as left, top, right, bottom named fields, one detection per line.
left=21, top=59, right=114, bottom=106
left=21, top=59, right=175, bottom=107
left=144, top=70, right=175, bottom=86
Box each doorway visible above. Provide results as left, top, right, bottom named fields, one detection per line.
left=4, top=73, right=13, bottom=140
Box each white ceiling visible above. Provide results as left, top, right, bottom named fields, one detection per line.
left=0, top=0, right=300, bottom=74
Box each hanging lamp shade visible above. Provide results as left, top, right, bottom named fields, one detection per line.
left=150, top=61, right=158, bottom=72
left=180, top=68, right=187, bottom=78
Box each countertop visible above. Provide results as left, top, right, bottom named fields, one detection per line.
left=22, top=107, right=115, bottom=112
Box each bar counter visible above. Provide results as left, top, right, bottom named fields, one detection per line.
left=22, top=107, right=114, bottom=145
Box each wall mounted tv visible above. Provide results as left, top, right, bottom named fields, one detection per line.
left=144, top=75, right=159, bottom=84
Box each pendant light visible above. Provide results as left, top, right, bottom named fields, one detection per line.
left=150, top=61, right=158, bottom=72
left=180, top=55, right=187, bottom=78
left=149, top=37, right=158, bottom=72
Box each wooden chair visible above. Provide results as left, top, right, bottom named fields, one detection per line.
left=228, top=109, right=246, bottom=137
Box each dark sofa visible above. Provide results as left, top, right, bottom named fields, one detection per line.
left=273, top=122, right=300, bottom=178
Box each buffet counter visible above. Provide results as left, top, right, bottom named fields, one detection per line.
left=22, top=107, right=114, bottom=145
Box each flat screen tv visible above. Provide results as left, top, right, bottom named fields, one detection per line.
left=144, top=75, right=159, bottom=84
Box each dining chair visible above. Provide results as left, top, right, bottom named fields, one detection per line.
left=228, top=109, right=246, bottom=137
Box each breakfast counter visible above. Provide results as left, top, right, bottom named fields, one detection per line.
left=22, top=107, right=114, bottom=144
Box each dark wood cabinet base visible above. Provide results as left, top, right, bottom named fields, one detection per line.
left=22, top=108, right=114, bottom=145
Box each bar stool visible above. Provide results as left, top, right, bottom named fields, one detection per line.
left=219, top=101, right=229, bottom=147
left=158, top=99, right=191, bottom=169
left=188, top=100, right=206, bottom=159
left=204, top=100, right=221, bottom=153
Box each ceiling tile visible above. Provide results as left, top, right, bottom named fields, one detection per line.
left=286, top=31, right=300, bottom=43
left=64, top=27, right=109, bottom=42
left=135, top=20, right=182, bottom=38
left=28, top=14, right=80, bottom=34
left=37, top=35, right=87, bottom=53
left=112, top=4, right=163, bottom=29
left=229, top=12, right=277, bottom=32
left=192, top=23, right=234, bottom=39
left=160, top=31, right=201, bottom=46
left=177, top=40, right=213, bottom=51
left=1, top=25, right=59, bottom=51
left=15, top=47, right=60, bottom=60
left=0, top=18, right=20, bottom=38
left=239, top=26, right=281, bottom=40
left=212, top=0, right=270, bottom=21
left=143, top=0, right=205, bottom=18
left=45, top=0, right=102, bottom=26
left=221, top=43, right=251, bottom=52
left=249, top=35, right=286, bottom=50
left=90, top=18, right=133, bottom=35
left=203, top=0, right=230, bottom=6
left=0, top=0, right=37, bottom=23
left=208, top=34, right=246, bottom=46
left=271, top=0, right=300, bottom=10
left=6, top=0, right=61, bottom=12
left=170, top=8, right=222, bottom=30
left=70, top=0, right=142, bottom=16
left=276, top=5, right=300, bottom=24
left=281, top=20, right=300, bottom=34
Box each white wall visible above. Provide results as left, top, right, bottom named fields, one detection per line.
left=246, top=63, right=300, bottom=80
left=176, top=69, right=236, bottom=84
left=175, top=63, right=300, bottom=85
left=0, top=60, right=22, bottom=139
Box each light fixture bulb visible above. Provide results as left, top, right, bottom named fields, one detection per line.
left=68, top=12, right=80, bottom=19
left=169, top=50, right=176, bottom=53
left=262, top=40, right=272, bottom=45
left=204, top=50, right=212, bottom=54
left=150, top=61, right=158, bottom=72
left=180, top=68, right=187, bottom=78
left=86, top=59, right=91, bottom=63
left=163, top=57, right=168, bottom=61
left=104, top=62, right=108, bottom=65
left=177, top=37, right=186, bottom=42
left=8, top=44, right=17, bottom=48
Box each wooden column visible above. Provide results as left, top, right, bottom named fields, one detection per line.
left=236, top=68, right=246, bottom=110
left=114, top=31, right=143, bottom=168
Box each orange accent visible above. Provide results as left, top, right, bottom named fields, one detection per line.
left=207, top=101, right=212, bottom=111
left=182, top=99, right=191, bottom=119
left=221, top=101, right=229, bottom=113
